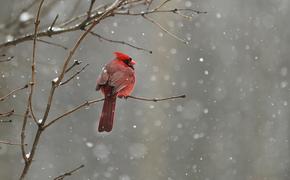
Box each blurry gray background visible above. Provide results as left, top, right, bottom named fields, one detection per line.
left=0, top=0, right=290, bottom=179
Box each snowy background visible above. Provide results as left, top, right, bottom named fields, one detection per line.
left=0, top=0, right=290, bottom=179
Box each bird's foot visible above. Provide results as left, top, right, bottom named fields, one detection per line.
left=118, top=95, right=129, bottom=100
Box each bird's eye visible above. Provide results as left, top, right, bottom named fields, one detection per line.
left=124, top=59, right=131, bottom=65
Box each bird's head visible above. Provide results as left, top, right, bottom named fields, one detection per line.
left=114, top=52, right=136, bottom=69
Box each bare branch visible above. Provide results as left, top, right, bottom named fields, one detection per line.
left=174, top=8, right=207, bottom=15
left=142, top=15, right=188, bottom=44
left=120, top=0, right=146, bottom=9
left=20, top=0, right=46, bottom=179
left=21, top=107, right=29, bottom=164
left=48, top=14, right=59, bottom=32
left=53, top=164, right=85, bottom=180
left=154, top=0, right=171, bottom=10
left=60, top=64, right=89, bottom=86
left=127, top=94, right=186, bottom=102
left=26, top=0, right=46, bottom=125
left=59, top=4, right=107, bottom=28
left=43, top=98, right=104, bottom=129
left=0, top=119, right=12, bottom=123
left=43, top=94, right=185, bottom=129
left=0, top=84, right=28, bottom=102
left=0, top=27, right=79, bottom=48
left=89, top=31, right=152, bottom=54
left=0, top=140, right=27, bottom=146
left=37, top=39, right=68, bottom=50
left=0, top=55, right=14, bottom=62
left=87, top=0, right=96, bottom=19
left=65, top=59, right=82, bottom=73
left=0, top=109, right=14, bottom=117
left=146, top=0, right=154, bottom=10
left=115, top=8, right=207, bottom=16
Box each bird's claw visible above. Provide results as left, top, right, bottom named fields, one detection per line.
left=118, top=95, right=129, bottom=100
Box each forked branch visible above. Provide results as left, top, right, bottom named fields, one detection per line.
left=89, top=31, right=152, bottom=53
left=0, top=1, right=205, bottom=52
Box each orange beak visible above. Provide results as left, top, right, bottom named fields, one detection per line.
left=130, top=60, right=136, bottom=65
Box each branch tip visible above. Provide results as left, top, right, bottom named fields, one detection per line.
left=49, top=14, right=59, bottom=32
left=0, top=119, right=13, bottom=123
left=0, top=140, right=27, bottom=146
left=53, top=164, right=85, bottom=180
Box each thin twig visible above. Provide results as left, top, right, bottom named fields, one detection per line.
left=53, top=164, right=85, bottom=180
left=176, top=8, right=207, bottom=14
left=0, top=84, right=28, bottom=102
left=37, top=39, right=68, bottom=50
left=120, top=0, right=145, bottom=9
left=27, top=0, right=46, bottom=125
left=0, top=109, right=14, bottom=117
left=0, top=140, right=27, bottom=146
left=146, top=0, right=154, bottom=10
left=41, top=81, right=57, bottom=123
left=21, top=107, right=29, bottom=164
left=0, top=119, right=12, bottom=123
left=89, top=31, right=152, bottom=54
left=87, top=0, right=96, bottom=19
left=43, top=98, right=104, bottom=129
left=0, top=26, right=79, bottom=48
left=0, top=55, right=14, bottom=62
left=60, top=64, right=89, bottom=86
left=142, top=15, right=188, bottom=44
left=173, top=11, right=192, bottom=20
left=115, top=8, right=207, bottom=16
left=48, top=14, right=59, bottom=32
left=128, top=94, right=186, bottom=102
left=59, top=4, right=107, bottom=28
left=154, top=0, right=171, bottom=10
left=65, top=60, right=82, bottom=73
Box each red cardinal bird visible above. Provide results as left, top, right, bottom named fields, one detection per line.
left=96, top=52, right=136, bottom=132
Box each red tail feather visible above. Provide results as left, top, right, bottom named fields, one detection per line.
left=98, top=92, right=117, bottom=132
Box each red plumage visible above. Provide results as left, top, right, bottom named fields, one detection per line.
left=96, top=52, right=136, bottom=132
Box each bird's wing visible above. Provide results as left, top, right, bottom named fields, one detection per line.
left=96, top=67, right=109, bottom=90
left=109, top=70, right=135, bottom=94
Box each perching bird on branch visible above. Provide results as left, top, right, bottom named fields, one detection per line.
left=96, top=52, right=136, bottom=132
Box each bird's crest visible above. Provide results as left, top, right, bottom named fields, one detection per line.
left=114, top=52, right=131, bottom=61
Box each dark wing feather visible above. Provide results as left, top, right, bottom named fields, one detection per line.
left=96, top=67, right=109, bottom=91
left=109, top=69, right=135, bottom=94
